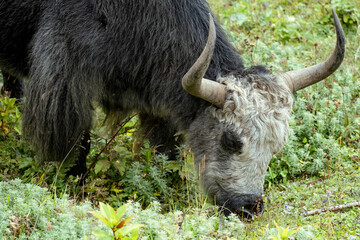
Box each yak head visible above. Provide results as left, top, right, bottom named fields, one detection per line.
left=183, top=10, right=345, bottom=220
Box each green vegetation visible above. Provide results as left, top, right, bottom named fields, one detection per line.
left=90, top=203, right=143, bottom=240
left=0, top=179, right=100, bottom=239
left=0, top=0, right=359, bottom=239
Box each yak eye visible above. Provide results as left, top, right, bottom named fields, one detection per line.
left=220, top=131, right=243, bottom=153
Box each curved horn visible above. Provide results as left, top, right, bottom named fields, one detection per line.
left=279, top=9, right=345, bottom=93
left=182, top=14, right=227, bottom=107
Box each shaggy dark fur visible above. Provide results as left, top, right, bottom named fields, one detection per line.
left=1, top=0, right=244, bottom=162
left=0, top=0, right=42, bottom=78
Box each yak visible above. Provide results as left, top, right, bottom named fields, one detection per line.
left=0, top=0, right=345, bottom=219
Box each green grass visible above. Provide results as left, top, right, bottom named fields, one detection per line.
left=253, top=169, right=360, bottom=239
left=1, top=0, right=360, bottom=239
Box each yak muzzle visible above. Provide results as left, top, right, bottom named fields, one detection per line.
left=220, top=194, right=264, bottom=221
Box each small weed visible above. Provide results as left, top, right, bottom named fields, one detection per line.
left=91, top=202, right=143, bottom=240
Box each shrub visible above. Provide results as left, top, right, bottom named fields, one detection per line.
left=0, top=179, right=102, bottom=239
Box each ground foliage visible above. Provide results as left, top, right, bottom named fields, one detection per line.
left=0, top=0, right=359, bottom=239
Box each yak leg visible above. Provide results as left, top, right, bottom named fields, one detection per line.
left=67, top=131, right=91, bottom=178
left=1, top=71, right=23, bottom=99
left=0, top=70, right=90, bottom=178
left=139, top=113, right=182, bottom=160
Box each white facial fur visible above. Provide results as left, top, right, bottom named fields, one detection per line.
left=187, top=73, right=293, bottom=205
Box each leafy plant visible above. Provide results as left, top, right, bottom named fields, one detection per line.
left=81, top=112, right=201, bottom=210
left=0, top=96, right=21, bottom=138
left=90, top=202, right=143, bottom=240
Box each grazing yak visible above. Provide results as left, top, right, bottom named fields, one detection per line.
left=0, top=1, right=344, bottom=219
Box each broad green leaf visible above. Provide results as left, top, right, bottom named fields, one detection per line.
left=100, top=203, right=118, bottom=226
left=116, top=203, right=129, bottom=220
left=95, top=159, right=111, bottom=174
left=90, top=211, right=112, bottom=229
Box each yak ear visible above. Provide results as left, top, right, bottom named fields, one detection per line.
left=181, top=13, right=227, bottom=108
left=279, top=9, right=345, bottom=93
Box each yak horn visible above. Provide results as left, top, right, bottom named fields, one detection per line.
left=182, top=14, right=227, bottom=107
left=279, top=9, right=345, bottom=93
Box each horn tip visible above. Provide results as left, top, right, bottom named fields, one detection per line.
left=331, top=8, right=336, bottom=16
left=332, top=8, right=346, bottom=54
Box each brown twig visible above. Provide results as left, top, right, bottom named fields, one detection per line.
left=80, top=113, right=138, bottom=182
left=301, top=201, right=360, bottom=217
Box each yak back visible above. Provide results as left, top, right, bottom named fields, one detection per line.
left=16, top=0, right=245, bottom=162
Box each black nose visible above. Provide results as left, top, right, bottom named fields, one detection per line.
left=220, top=194, right=264, bottom=221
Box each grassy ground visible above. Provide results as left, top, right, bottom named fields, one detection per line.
left=251, top=170, right=360, bottom=238
left=1, top=0, right=359, bottom=239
